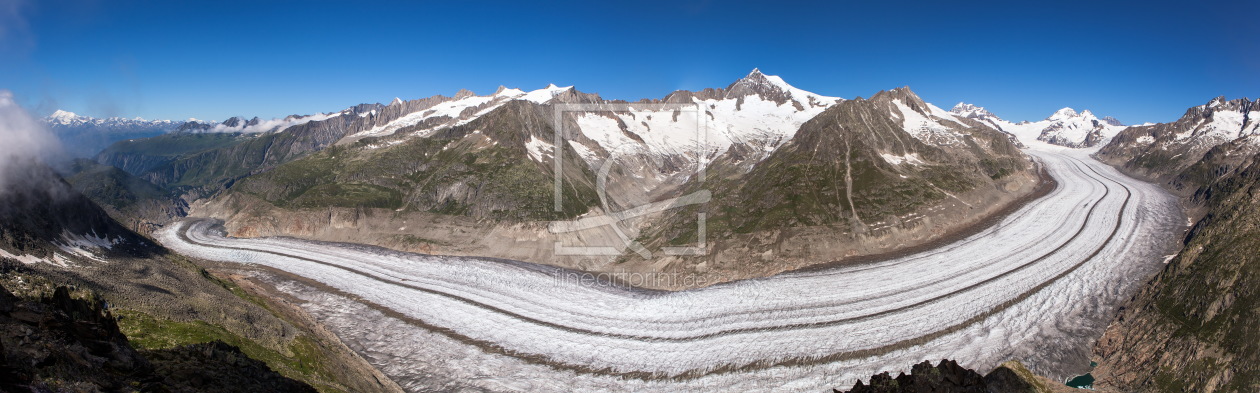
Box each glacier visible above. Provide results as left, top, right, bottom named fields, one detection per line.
left=157, top=147, right=1183, bottom=392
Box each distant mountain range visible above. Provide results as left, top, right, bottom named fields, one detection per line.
left=45, top=71, right=1133, bottom=159
left=42, top=109, right=347, bottom=158
left=43, top=110, right=183, bottom=158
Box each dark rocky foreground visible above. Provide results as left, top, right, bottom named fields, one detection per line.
left=836, top=359, right=1068, bottom=393
left=0, top=283, right=315, bottom=393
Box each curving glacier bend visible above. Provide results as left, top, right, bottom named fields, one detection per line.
left=158, top=147, right=1183, bottom=392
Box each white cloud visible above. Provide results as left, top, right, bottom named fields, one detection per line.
left=209, top=112, right=340, bottom=134
left=0, top=89, right=65, bottom=193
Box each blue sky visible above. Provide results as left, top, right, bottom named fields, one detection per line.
left=1, top=0, right=1257, bottom=124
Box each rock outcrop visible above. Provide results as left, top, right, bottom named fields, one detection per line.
left=837, top=359, right=1064, bottom=393
left=0, top=283, right=316, bottom=393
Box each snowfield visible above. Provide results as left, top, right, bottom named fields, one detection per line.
left=157, top=148, right=1182, bottom=392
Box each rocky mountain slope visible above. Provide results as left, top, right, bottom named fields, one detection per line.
left=951, top=103, right=1128, bottom=148
left=1090, top=96, right=1260, bottom=393
left=182, top=71, right=1037, bottom=289
left=1094, top=153, right=1260, bottom=392
left=630, top=86, right=1036, bottom=280
left=93, top=88, right=585, bottom=199
left=1096, top=96, right=1260, bottom=193
left=0, top=157, right=158, bottom=260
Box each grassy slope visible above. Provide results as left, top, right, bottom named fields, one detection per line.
left=233, top=102, right=598, bottom=221
left=96, top=132, right=251, bottom=175
left=116, top=310, right=346, bottom=393
left=62, top=159, right=185, bottom=233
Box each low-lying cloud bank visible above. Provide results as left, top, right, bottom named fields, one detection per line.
left=208, top=112, right=342, bottom=134
left=0, top=89, right=65, bottom=194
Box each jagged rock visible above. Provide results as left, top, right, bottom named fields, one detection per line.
left=840, top=359, right=987, bottom=393
left=837, top=359, right=1057, bottom=393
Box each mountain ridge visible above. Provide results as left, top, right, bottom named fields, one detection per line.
left=179, top=71, right=1038, bottom=290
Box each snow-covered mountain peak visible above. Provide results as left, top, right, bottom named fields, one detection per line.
left=521, top=84, right=574, bottom=103
left=49, top=109, right=81, bottom=124
left=723, top=69, right=839, bottom=109
left=559, top=71, right=841, bottom=170
left=349, top=85, right=568, bottom=140
left=1048, top=107, right=1080, bottom=120
left=494, top=86, right=526, bottom=97
left=991, top=107, right=1123, bottom=148
left=949, top=102, right=996, bottom=119
left=44, top=110, right=176, bottom=128
left=1196, top=96, right=1254, bottom=113
left=1170, top=96, right=1259, bottom=143
left=953, top=103, right=1127, bottom=148
left=869, top=87, right=972, bottom=147
left=389, top=97, right=404, bottom=106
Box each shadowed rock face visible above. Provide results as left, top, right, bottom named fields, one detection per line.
left=0, top=282, right=316, bottom=393
left=0, top=158, right=159, bottom=258
left=838, top=359, right=1056, bottom=393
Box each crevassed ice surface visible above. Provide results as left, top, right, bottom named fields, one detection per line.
left=157, top=148, right=1183, bottom=392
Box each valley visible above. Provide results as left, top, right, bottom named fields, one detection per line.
left=4, top=3, right=1258, bottom=391
left=4, top=58, right=1253, bottom=393
left=157, top=147, right=1183, bottom=392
